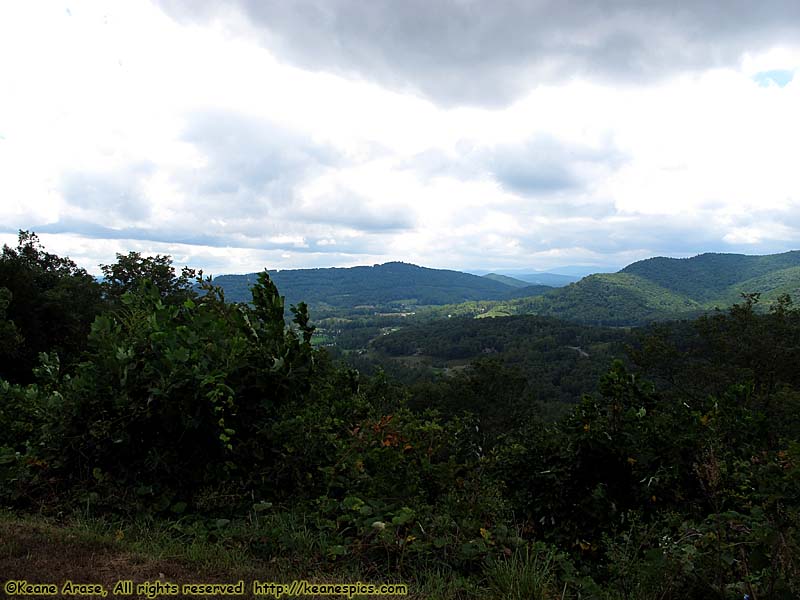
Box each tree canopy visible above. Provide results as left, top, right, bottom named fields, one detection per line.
left=100, top=251, right=198, bottom=305
left=0, top=231, right=103, bottom=382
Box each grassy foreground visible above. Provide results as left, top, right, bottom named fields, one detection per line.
left=0, top=511, right=514, bottom=600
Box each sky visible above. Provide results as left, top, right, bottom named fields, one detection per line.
left=1, top=1, right=799, bottom=276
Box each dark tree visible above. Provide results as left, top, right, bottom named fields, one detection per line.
left=0, top=231, right=104, bottom=382
left=100, top=251, right=197, bottom=305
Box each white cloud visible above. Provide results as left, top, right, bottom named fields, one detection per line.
left=0, top=1, right=799, bottom=276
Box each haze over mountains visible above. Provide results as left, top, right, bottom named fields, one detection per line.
left=211, top=250, right=800, bottom=326
left=481, top=272, right=579, bottom=288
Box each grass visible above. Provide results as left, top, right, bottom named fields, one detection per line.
left=483, top=545, right=560, bottom=600
left=0, top=509, right=501, bottom=599
left=2, top=508, right=614, bottom=599
left=0, top=510, right=267, bottom=598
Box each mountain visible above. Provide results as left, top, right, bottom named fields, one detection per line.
left=209, top=251, right=800, bottom=324
left=512, top=272, right=581, bottom=287
left=482, top=273, right=530, bottom=287
left=463, top=251, right=800, bottom=326
left=498, top=273, right=706, bottom=326
left=619, top=251, right=800, bottom=302
left=471, top=269, right=580, bottom=287
left=212, top=262, right=553, bottom=308
left=544, top=265, right=621, bottom=278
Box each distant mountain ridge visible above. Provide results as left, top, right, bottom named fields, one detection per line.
left=511, top=272, right=580, bottom=287
left=472, top=270, right=581, bottom=286
left=482, top=273, right=530, bottom=288
left=212, top=261, right=553, bottom=307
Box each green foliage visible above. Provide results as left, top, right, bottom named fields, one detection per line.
left=365, top=314, right=632, bottom=427
left=485, top=297, right=800, bottom=596
left=0, top=287, right=23, bottom=357
left=630, top=293, right=800, bottom=421
left=2, top=273, right=320, bottom=513
left=718, top=266, right=800, bottom=306
left=100, top=251, right=197, bottom=305
left=483, top=545, right=555, bottom=599
left=270, top=400, right=514, bottom=572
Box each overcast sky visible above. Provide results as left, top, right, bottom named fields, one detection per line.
left=1, top=1, right=799, bottom=275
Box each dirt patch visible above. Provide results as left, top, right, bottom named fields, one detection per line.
left=1, top=520, right=231, bottom=598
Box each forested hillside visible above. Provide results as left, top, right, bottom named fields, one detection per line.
left=212, top=261, right=552, bottom=307
left=2, top=233, right=799, bottom=599
left=463, top=251, right=800, bottom=326
left=620, top=250, right=800, bottom=301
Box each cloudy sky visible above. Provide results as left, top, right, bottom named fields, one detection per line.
left=1, top=1, right=799, bottom=275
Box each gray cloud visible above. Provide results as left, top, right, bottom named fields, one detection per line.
left=5, top=216, right=388, bottom=258
left=12, top=218, right=298, bottom=251
left=488, top=136, right=626, bottom=197
left=6, top=200, right=798, bottom=274
left=408, top=204, right=800, bottom=271
left=178, top=110, right=340, bottom=209
left=61, top=163, right=154, bottom=221
left=157, top=0, right=800, bottom=107
left=512, top=208, right=800, bottom=260
left=38, top=130, right=411, bottom=266
left=759, top=199, right=800, bottom=231
left=295, top=189, right=416, bottom=232
left=404, top=134, right=625, bottom=219
left=39, top=105, right=418, bottom=254
left=176, top=110, right=417, bottom=236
